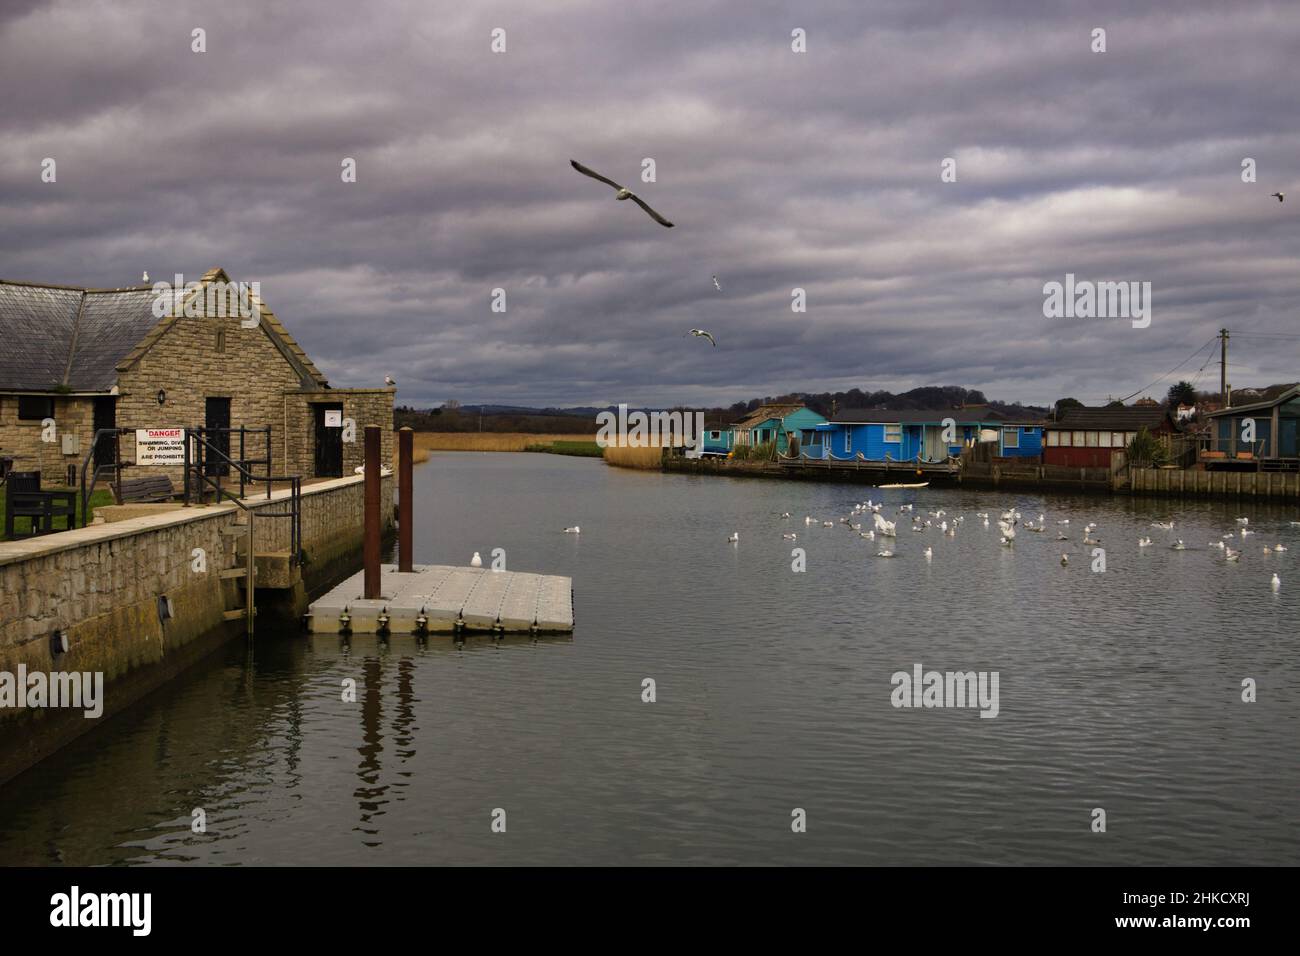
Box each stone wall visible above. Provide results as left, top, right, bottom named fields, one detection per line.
left=0, top=394, right=95, bottom=482
left=0, top=474, right=392, bottom=783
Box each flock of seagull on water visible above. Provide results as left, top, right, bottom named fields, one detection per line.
left=718, top=500, right=1297, bottom=592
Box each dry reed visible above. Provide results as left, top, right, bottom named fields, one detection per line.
left=402, top=432, right=596, bottom=453
left=601, top=444, right=665, bottom=469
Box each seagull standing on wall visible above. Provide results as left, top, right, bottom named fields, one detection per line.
left=384, top=376, right=396, bottom=387
left=569, top=160, right=675, bottom=227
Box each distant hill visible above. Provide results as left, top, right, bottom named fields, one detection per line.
left=396, top=385, right=1051, bottom=432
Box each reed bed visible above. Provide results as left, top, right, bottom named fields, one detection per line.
left=601, top=444, right=666, bottom=469
left=402, top=432, right=597, bottom=453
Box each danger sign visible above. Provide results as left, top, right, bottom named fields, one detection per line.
left=136, top=428, right=186, bottom=465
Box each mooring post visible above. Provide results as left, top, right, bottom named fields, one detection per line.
left=398, top=427, right=413, bottom=572
left=364, top=425, right=381, bottom=599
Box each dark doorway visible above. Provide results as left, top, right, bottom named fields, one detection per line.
left=314, top=403, right=344, bottom=478
left=205, top=397, right=231, bottom=476
left=92, top=397, right=117, bottom=469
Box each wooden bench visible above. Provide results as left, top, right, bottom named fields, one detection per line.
left=115, top=475, right=176, bottom=504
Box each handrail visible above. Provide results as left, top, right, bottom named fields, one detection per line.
left=184, top=428, right=302, bottom=565
left=79, top=427, right=126, bottom=527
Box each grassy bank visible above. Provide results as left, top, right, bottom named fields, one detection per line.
left=525, top=440, right=603, bottom=457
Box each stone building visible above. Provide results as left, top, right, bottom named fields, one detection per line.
left=0, top=268, right=394, bottom=490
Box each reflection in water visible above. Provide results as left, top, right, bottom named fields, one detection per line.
left=0, top=451, right=1296, bottom=866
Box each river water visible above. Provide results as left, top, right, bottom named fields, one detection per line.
left=0, top=452, right=1296, bottom=865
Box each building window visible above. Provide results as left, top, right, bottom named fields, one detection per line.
left=884, top=424, right=902, bottom=443
left=1003, top=428, right=1019, bottom=449
left=1047, top=430, right=1058, bottom=447
left=216, top=328, right=226, bottom=353
left=1072, top=431, right=1086, bottom=447
left=710, top=431, right=720, bottom=440
left=1085, top=431, right=1099, bottom=447
left=845, top=429, right=852, bottom=452
left=17, top=396, right=54, bottom=420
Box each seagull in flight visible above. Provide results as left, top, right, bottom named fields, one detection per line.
left=686, top=328, right=716, bottom=346
left=712, top=275, right=722, bottom=292
left=569, top=160, right=674, bottom=227
left=1270, top=192, right=1284, bottom=203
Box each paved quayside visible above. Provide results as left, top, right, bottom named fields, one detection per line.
left=307, top=564, right=574, bottom=634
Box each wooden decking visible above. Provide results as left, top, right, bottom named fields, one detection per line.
left=307, top=564, right=574, bottom=634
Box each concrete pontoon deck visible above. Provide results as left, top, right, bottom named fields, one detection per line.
left=307, top=564, right=574, bottom=634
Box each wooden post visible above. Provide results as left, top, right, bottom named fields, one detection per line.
left=398, top=427, right=413, bottom=572
left=245, top=514, right=255, bottom=636
left=364, top=425, right=381, bottom=599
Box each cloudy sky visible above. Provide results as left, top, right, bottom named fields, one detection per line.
left=2, top=0, right=1298, bottom=409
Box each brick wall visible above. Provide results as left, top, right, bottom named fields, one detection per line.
left=0, top=395, right=95, bottom=484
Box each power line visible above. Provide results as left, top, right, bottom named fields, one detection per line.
left=1089, top=337, right=1218, bottom=405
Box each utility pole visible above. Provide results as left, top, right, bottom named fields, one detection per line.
left=1219, top=328, right=1230, bottom=407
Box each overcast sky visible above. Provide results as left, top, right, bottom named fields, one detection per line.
left=2, top=0, right=1298, bottom=409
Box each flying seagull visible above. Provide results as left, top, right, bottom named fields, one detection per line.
left=1270, top=192, right=1284, bottom=203
left=686, top=328, right=716, bottom=346
left=569, top=160, right=674, bottom=227
left=712, top=275, right=722, bottom=292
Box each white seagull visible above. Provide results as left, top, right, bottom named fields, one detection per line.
left=712, top=275, right=722, bottom=292
left=563, top=526, right=581, bottom=534
left=873, top=513, right=897, bottom=537
left=570, top=159, right=674, bottom=227
left=1270, top=192, right=1284, bottom=203
left=142, top=270, right=149, bottom=282
left=727, top=532, right=739, bottom=544
left=384, top=375, right=396, bottom=387
left=1271, top=573, right=1281, bottom=590
left=470, top=552, right=482, bottom=567
left=686, top=328, right=717, bottom=347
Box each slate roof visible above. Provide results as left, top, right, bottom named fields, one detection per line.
left=0, top=269, right=328, bottom=392
left=1049, top=406, right=1174, bottom=430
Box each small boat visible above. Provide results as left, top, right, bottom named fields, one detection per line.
left=878, top=481, right=929, bottom=489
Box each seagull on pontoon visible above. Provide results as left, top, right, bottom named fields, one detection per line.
left=570, top=159, right=674, bottom=227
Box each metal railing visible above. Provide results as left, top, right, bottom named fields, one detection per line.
left=79, top=427, right=126, bottom=526
left=184, top=428, right=303, bottom=567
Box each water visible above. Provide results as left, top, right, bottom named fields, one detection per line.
left=1, top=452, right=1296, bottom=865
